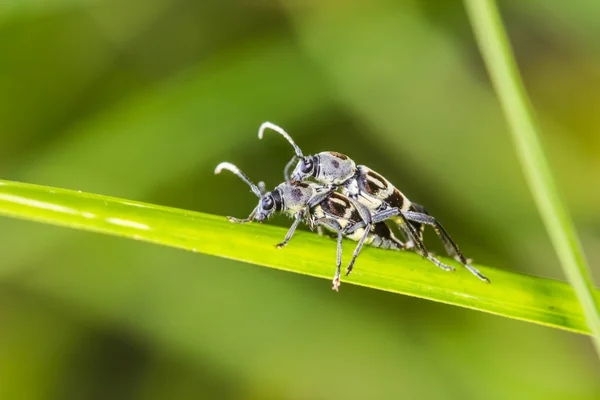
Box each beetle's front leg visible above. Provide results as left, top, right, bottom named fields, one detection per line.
left=276, top=210, right=305, bottom=248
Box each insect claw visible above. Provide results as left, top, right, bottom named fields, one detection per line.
left=465, top=264, right=490, bottom=283
left=332, top=277, right=341, bottom=291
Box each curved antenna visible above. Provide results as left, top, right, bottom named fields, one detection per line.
left=258, top=122, right=304, bottom=157
left=214, top=162, right=262, bottom=197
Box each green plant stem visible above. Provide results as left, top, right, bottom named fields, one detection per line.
left=464, top=0, right=600, bottom=357
left=0, top=179, right=598, bottom=334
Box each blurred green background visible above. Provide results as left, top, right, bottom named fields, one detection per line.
left=1, top=0, right=599, bottom=398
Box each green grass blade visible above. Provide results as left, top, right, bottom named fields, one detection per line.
left=0, top=179, right=598, bottom=335
left=464, top=0, right=600, bottom=355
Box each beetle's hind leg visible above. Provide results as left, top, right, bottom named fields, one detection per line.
left=403, top=210, right=489, bottom=283
left=394, top=212, right=456, bottom=273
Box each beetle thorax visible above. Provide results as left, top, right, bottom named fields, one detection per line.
left=314, top=152, right=356, bottom=185
left=279, top=182, right=314, bottom=215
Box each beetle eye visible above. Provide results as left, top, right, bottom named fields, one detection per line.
left=300, top=158, right=313, bottom=174
left=261, top=196, right=274, bottom=210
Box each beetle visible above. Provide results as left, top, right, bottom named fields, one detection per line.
left=257, top=122, right=489, bottom=282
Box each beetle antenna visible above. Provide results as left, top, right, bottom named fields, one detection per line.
left=258, top=181, right=267, bottom=195
left=215, top=162, right=262, bottom=197
left=258, top=122, right=304, bottom=158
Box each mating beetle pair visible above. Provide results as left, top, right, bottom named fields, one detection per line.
left=216, top=122, right=489, bottom=290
